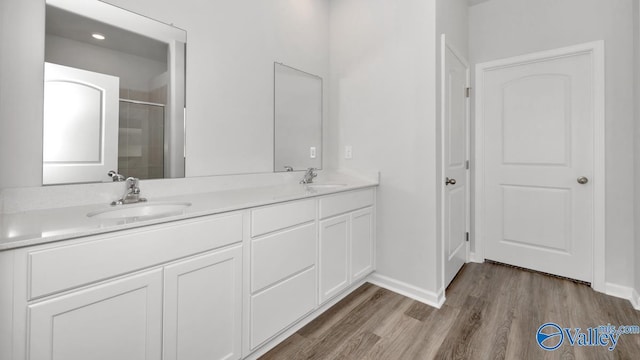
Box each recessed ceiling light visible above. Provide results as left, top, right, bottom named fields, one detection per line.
left=91, top=33, right=106, bottom=40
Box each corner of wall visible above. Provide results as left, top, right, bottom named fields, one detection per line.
left=605, top=282, right=640, bottom=310
left=367, top=273, right=445, bottom=309
left=468, top=252, right=484, bottom=263
left=632, top=288, right=640, bottom=311
left=634, top=0, right=640, bottom=311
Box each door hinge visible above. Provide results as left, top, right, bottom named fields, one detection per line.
left=466, top=232, right=469, bottom=242
left=465, top=87, right=471, bottom=98
left=466, top=160, right=470, bottom=170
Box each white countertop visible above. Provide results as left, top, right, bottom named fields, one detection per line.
left=0, top=180, right=377, bottom=251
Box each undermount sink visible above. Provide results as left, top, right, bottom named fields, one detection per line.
left=87, top=202, right=192, bottom=220
left=305, top=183, right=347, bottom=189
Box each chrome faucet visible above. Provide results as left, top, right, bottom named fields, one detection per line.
left=300, top=168, right=318, bottom=184
left=111, top=177, right=147, bottom=205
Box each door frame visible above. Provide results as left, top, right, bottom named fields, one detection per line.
left=440, top=34, right=471, bottom=291
left=474, top=41, right=606, bottom=292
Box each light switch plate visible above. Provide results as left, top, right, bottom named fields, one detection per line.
left=310, top=147, right=316, bottom=159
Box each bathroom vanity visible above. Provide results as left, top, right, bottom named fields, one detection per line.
left=0, top=181, right=376, bottom=360
left=3, top=1, right=372, bottom=358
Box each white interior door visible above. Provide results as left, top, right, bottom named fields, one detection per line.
left=442, top=36, right=470, bottom=288
left=43, top=62, right=119, bottom=185
left=477, top=44, right=604, bottom=283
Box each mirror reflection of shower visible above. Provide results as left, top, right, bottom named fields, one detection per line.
left=118, top=96, right=166, bottom=180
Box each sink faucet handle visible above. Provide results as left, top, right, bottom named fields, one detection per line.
left=308, top=167, right=318, bottom=177
left=108, top=170, right=125, bottom=182
left=125, top=177, right=140, bottom=189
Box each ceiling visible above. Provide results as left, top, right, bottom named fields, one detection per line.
left=46, top=5, right=168, bottom=64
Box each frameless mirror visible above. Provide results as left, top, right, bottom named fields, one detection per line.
left=274, top=63, right=322, bottom=172
left=43, top=0, right=186, bottom=185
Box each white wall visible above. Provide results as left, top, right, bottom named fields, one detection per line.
left=104, top=0, right=330, bottom=177
left=0, top=0, right=329, bottom=190
left=469, top=0, right=636, bottom=288
left=329, top=0, right=439, bottom=295
left=437, top=0, right=468, bottom=59
left=0, top=0, right=44, bottom=189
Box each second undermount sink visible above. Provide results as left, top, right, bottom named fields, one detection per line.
left=87, top=202, right=192, bottom=220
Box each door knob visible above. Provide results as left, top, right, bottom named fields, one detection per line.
left=577, top=176, right=589, bottom=185
left=445, top=177, right=456, bottom=186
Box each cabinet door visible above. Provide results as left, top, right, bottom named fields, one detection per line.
left=28, top=269, right=163, bottom=360
left=250, top=267, right=316, bottom=349
left=319, top=215, right=350, bottom=304
left=351, top=207, right=374, bottom=281
left=163, top=245, right=242, bottom=360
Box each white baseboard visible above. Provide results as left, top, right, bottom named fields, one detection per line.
left=366, top=273, right=445, bottom=309
left=468, top=252, right=484, bottom=263
left=605, top=282, right=640, bottom=310
left=631, top=288, right=640, bottom=311
left=605, top=282, right=634, bottom=300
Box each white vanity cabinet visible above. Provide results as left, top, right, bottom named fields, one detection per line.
left=8, top=212, right=244, bottom=360
left=0, top=185, right=377, bottom=360
left=319, top=189, right=375, bottom=304
left=247, top=199, right=317, bottom=351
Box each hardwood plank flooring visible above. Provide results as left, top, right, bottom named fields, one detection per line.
left=261, top=263, right=640, bottom=359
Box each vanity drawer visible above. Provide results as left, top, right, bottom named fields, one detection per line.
left=319, top=188, right=374, bottom=219
left=28, top=213, right=243, bottom=300
left=251, top=199, right=315, bottom=237
left=251, top=223, right=316, bottom=293
left=250, top=267, right=315, bottom=349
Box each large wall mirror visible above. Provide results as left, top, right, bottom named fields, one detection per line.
left=274, top=63, right=322, bottom=172
left=43, top=0, right=186, bottom=185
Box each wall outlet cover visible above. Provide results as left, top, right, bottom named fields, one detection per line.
left=345, top=146, right=353, bottom=159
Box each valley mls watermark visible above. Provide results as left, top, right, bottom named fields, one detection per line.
left=536, top=322, right=640, bottom=351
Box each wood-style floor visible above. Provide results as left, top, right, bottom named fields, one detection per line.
left=261, top=262, right=640, bottom=359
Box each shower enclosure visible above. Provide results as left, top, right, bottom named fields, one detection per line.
left=118, top=93, right=166, bottom=180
